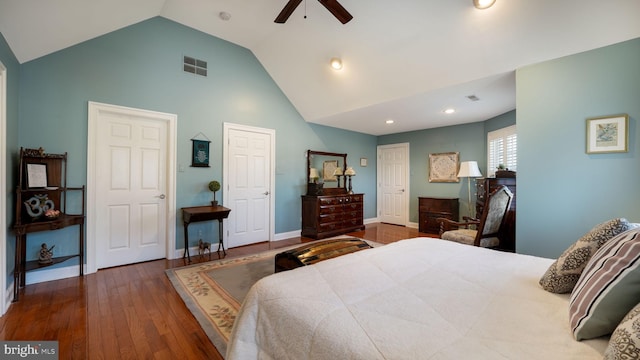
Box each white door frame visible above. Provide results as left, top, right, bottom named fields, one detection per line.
left=0, top=61, right=7, bottom=312
left=86, top=102, right=177, bottom=274
left=222, top=123, right=275, bottom=244
left=376, top=143, right=410, bottom=226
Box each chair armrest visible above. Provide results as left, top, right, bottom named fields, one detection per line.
left=436, top=217, right=480, bottom=235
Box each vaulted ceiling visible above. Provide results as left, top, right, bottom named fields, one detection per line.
left=1, top=0, right=639, bottom=135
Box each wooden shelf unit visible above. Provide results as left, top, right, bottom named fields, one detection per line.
left=12, top=147, right=85, bottom=302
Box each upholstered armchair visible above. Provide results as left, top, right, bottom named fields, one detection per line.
left=436, top=185, right=513, bottom=248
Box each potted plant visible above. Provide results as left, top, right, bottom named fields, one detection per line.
left=495, top=164, right=516, bottom=178
left=208, top=180, right=221, bottom=206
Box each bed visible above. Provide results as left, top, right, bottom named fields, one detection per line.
left=226, top=237, right=609, bottom=359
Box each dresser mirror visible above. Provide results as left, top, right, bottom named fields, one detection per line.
left=306, top=150, right=348, bottom=195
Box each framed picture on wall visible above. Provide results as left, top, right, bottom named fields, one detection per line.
left=586, top=114, right=629, bottom=154
left=191, top=139, right=211, bottom=167
left=428, top=152, right=460, bottom=183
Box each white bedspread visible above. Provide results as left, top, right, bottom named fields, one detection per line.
left=227, top=238, right=608, bottom=359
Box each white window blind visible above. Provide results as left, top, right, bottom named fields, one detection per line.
left=487, top=125, right=517, bottom=177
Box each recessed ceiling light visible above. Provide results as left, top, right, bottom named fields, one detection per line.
left=219, top=11, right=231, bottom=21
left=386, top=119, right=394, bottom=124
left=473, top=0, right=496, bottom=9
left=330, top=58, right=343, bottom=70
left=444, top=108, right=456, bottom=114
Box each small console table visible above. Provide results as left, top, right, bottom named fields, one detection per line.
left=182, top=205, right=231, bottom=261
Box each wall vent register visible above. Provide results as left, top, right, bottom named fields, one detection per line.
left=183, top=56, right=207, bottom=77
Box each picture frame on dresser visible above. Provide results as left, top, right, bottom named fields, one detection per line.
left=428, top=152, right=459, bottom=183
left=26, top=163, right=48, bottom=188
left=586, top=114, right=628, bottom=154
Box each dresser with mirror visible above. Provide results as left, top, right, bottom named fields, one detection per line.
left=301, top=150, right=364, bottom=239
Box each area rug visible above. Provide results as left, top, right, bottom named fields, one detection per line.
left=165, top=237, right=379, bottom=357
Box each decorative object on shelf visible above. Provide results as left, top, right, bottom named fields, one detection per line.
left=26, top=163, right=48, bottom=188
left=457, top=161, right=483, bottom=217
left=24, top=194, right=55, bottom=219
left=38, top=243, right=55, bottom=265
left=586, top=114, right=629, bottom=154
left=333, top=167, right=343, bottom=188
left=44, top=209, right=60, bottom=219
left=345, top=166, right=356, bottom=194
left=428, top=152, right=460, bottom=183
left=208, top=180, right=221, bottom=206
left=191, top=132, right=211, bottom=167
left=360, top=158, right=367, bottom=167
left=495, top=164, right=516, bottom=178
left=322, top=160, right=338, bottom=182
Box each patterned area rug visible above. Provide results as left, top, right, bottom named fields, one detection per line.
left=165, top=237, right=377, bottom=357
left=165, top=249, right=281, bottom=357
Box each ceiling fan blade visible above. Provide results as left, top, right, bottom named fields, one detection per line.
left=275, top=0, right=303, bottom=23
left=318, top=0, right=353, bottom=24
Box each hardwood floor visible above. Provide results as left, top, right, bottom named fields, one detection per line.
left=0, top=223, right=431, bottom=359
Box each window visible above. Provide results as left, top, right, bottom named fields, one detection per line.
left=487, top=125, right=517, bottom=177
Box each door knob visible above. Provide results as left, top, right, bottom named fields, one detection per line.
left=263, top=191, right=270, bottom=195
left=157, top=194, right=166, bottom=199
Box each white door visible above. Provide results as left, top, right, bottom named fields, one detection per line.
left=88, top=102, right=176, bottom=271
left=223, top=123, right=274, bottom=248
left=377, top=143, right=409, bottom=226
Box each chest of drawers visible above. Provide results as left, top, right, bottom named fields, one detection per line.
left=418, top=197, right=459, bottom=235
left=301, top=194, right=365, bottom=239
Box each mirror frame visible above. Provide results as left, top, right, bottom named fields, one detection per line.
left=307, top=150, right=348, bottom=195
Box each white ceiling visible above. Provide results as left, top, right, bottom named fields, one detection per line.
left=1, top=0, right=639, bottom=135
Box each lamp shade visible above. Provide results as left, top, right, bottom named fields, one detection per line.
left=457, top=161, right=482, bottom=178
left=333, top=167, right=343, bottom=176
left=309, top=168, right=319, bottom=179
left=344, top=167, right=356, bottom=176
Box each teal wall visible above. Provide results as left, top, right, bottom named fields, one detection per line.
left=9, top=17, right=377, bottom=265
left=378, top=110, right=516, bottom=222
left=517, top=38, right=640, bottom=258
left=0, top=33, right=20, bottom=284
left=3, top=13, right=638, bottom=280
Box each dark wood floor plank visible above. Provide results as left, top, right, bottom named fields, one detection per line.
left=0, top=223, right=427, bottom=359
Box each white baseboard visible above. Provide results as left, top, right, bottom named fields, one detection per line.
left=25, top=264, right=83, bottom=286
left=4, top=281, right=14, bottom=314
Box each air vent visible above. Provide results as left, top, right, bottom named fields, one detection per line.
left=467, top=95, right=480, bottom=102
left=183, top=56, right=207, bottom=77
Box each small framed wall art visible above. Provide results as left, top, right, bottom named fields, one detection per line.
left=586, top=114, right=629, bottom=154
left=191, top=139, right=211, bottom=167
left=428, top=152, right=460, bottom=183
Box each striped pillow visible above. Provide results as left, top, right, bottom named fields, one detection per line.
left=569, top=228, right=640, bottom=340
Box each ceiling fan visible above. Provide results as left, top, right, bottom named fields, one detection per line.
left=275, top=0, right=353, bottom=24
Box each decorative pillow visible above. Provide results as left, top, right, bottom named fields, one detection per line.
left=604, top=302, right=640, bottom=360
left=569, top=227, right=640, bottom=340
left=539, top=218, right=631, bottom=293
